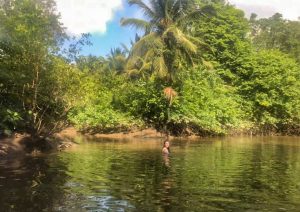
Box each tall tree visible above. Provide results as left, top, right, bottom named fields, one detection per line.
left=106, top=47, right=128, bottom=74
left=0, top=0, right=67, bottom=135
left=192, top=0, right=250, bottom=84
left=121, top=0, right=212, bottom=82
left=250, top=13, right=300, bottom=63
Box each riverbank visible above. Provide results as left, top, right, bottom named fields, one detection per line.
left=0, top=129, right=78, bottom=157
left=2, top=126, right=299, bottom=157
left=0, top=134, right=26, bottom=157
left=84, top=128, right=166, bottom=139
left=0, top=127, right=167, bottom=157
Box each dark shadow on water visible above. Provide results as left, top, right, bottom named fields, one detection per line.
left=0, top=155, right=69, bottom=211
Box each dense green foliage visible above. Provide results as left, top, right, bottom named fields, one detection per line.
left=193, top=0, right=251, bottom=84
left=0, top=0, right=67, bottom=135
left=250, top=13, right=300, bottom=63
left=0, top=0, right=299, bottom=137
left=238, top=50, right=300, bottom=133
left=174, top=67, right=245, bottom=135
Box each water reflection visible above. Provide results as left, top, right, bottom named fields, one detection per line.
left=0, top=155, right=69, bottom=211
left=0, top=137, right=300, bottom=211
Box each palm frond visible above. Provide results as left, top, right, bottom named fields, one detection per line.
left=126, top=68, right=141, bottom=78
left=128, top=0, right=156, bottom=19
left=120, top=43, right=130, bottom=53
left=151, top=0, right=166, bottom=23
left=163, top=26, right=197, bottom=53
left=120, top=18, right=151, bottom=32
left=126, top=55, right=152, bottom=79
left=186, top=35, right=210, bottom=49
left=152, top=55, right=168, bottom=78
left=126, top=55, right=140, bottom=69
left=179, top=47, right=194, bottom=66
left=122, top=0, right=213, bottom=81
left=139, top=60, right=152, bottom=73
left=131, top=32, right=162, bottom=57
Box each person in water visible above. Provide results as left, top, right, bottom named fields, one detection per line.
left=162, top=140, right=170, bottom=154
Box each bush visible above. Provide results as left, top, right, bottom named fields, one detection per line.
left=171, top=67, right=246, bottom=135
left=113, top=79, right=169, bottom=130
left=65, top=71, right=140, bottom=133
left=114, top=66, right=246, bottom=135
left=238, top=50, right=300, bottom=133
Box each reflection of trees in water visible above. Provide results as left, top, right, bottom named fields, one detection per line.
left=160, top=154, right=173, bottom=210
left=180, top=139, right=300, bottom=211
left=234, top=141, right=300, bottom=210
left=54, top=149, right=114, bottom=211
left=0, top=156, right=69, bottom=211
left=105, top=150, right=162, bottom=210
left=182, top=139, right=300, bottom=210
left=105, top=148, right=188, bottom=211
left=2, top=139, right=300, bottom=211
left=71, top=139, right=300, bottom=211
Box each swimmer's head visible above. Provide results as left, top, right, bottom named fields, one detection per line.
left=164, top=140, right=170, bottom=148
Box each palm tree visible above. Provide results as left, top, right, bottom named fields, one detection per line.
left=121, top=0, right=212, bottom=81
left=121, top=0, right=213, bottom=136
left=106, top=47, right=128, bottom=74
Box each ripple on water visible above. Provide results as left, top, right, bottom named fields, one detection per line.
left=1, top=137, right=300, bottom=211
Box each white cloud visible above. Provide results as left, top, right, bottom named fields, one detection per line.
left=55, top=0, right=123, bottom=35
left=55, top=0, right=299, bottom=35
left=229, top=0, right=300, bottom=20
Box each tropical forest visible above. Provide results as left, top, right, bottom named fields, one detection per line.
left=1, top=0, right=300, bottom=211
left=1, top=0, right=300, bottom=138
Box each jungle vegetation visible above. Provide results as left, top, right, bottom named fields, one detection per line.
left=0, top=0, right=299, bottom=137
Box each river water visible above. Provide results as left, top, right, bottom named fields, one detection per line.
left=1, top=136, right=300, bottom=211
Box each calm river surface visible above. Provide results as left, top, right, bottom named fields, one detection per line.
left=1, top=136, right=300, bottom=211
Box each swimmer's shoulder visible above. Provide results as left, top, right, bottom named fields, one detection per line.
left=162, top=147, right=169, bottom=154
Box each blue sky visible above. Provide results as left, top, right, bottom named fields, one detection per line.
left=56, top=0, right=141, bottom=57
left=55, top=0, right=300, bottom=57
left=79, top=2, right=139, bottom=57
